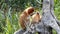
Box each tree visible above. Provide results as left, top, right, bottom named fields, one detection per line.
left=36, top=0, right=60, bottom=34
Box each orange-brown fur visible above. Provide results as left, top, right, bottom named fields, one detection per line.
left=19, top=7, right=34, bottom=30
left=31, top=12, right=42, bottom=24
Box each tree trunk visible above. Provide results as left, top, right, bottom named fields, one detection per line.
left=41, top=0, right=60, bottom=34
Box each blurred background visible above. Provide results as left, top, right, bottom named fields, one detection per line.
left=0, top=0, right=60, bottom=34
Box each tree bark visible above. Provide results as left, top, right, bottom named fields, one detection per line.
left=40, top=0, right=60, bottom=34
left=50, top=0, right=60, bottom=26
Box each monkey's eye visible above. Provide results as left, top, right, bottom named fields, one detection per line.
left=39, top=20, right=41, bottom=22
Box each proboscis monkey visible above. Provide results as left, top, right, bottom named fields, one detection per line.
left=19, top=7, right=34, bottom=30
left=24, top=12, right=42, bottom=34
left=31, top=12, right=42, bottom=24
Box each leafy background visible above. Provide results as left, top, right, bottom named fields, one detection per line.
left=0, top=0, right=60, bottom=34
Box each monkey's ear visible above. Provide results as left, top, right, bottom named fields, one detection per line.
left=36, top=12, right=42, bottom=19
left=36, top=12, right=39, bottom=15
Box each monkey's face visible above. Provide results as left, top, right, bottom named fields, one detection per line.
left=31, top=13, right=42, bottom=24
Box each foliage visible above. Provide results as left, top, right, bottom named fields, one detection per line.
left=0, top=0, right=60, bottom=34
left=54, top=0, right=60, bottom=20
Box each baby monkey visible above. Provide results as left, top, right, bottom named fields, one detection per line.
left=31, top=12, right=42, bottom=24
left=23, top=12, right=42, bottom=34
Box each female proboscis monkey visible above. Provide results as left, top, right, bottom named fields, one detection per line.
left=19, top=7, right=34, bottom=30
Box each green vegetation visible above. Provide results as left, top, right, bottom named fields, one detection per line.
left=0, top=0, right=60, bottom=34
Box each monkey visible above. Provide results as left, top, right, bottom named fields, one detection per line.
left=31, top=12, right=42, bottom=24
left=25, top=12, right=42, bottom=34
left=19, top=7, right=34, bottom=30
left=30, top=12, right=42, bottom=34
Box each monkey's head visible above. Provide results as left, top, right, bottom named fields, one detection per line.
left=24, top=7, right=34, bottom=15
left=31, top=12, right=42, bottom=24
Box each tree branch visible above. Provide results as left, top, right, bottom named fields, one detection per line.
left=50, top=0, right=60, bottom=26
